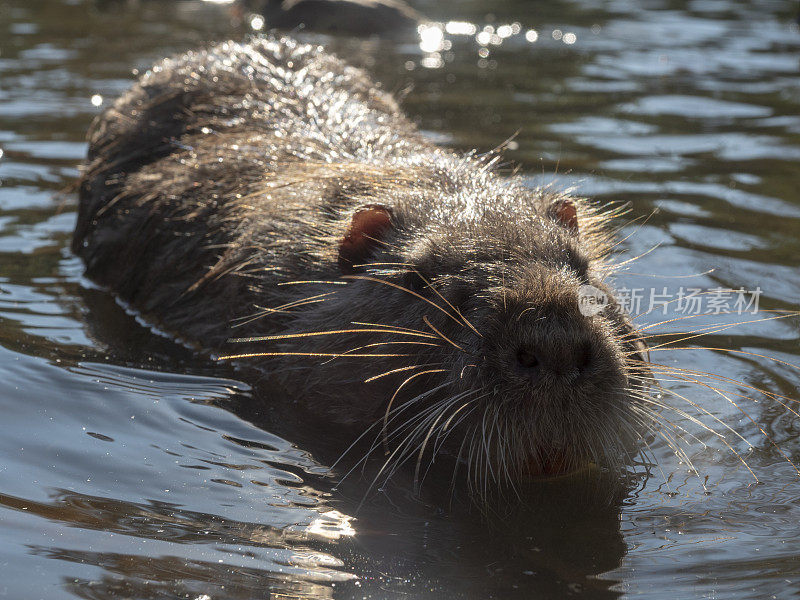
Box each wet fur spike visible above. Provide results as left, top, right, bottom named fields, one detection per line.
left=74, top=35, right=650, bottom=498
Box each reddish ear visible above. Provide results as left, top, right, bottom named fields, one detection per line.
left=338, top=205, right=393, bottom=273
left=551, top=199, right=579, bottom=232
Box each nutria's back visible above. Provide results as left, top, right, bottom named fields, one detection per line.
left=75, top=36, right=649, bottom=492
left=75, top=37, right=428, bottom=344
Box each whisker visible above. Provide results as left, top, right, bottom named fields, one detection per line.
left=626, top=377, right=761, bottom=480
left=641, top=346, right=800, bottom=375
left=606, top=208, right=659, bottom=252
left=356, top=393, right=459, bottom=508
left=410, top=268, right=483, bottom=338
left=277, top=280, right=348, bottom=286
left=645, top=361, right=800, bottom=412
left=425, top=403, right=482, bottom=493
left=626, top=314, right=800, bottom=351
left=651, top=369, right=798, bottom=476
left=423, top=315, right=467, bottom=353
left=434, top=400, right=484, bottom=459
left=448, top=432, right=473, bottom=502
left=335, top=384, right=456, bottom=485
left=382, top=404, right=454, bottom=488
left=630, top=407, right=702, bottom=481
left=611, top=241, right=662, bottom=269
left=629, top=377, right=762, bottom=479
left=413, top=391, right=482, bottom=488
left=320, top=341, right=440, bottom=365
left=231, top=292, right=336, bottom=327
left=627, top=387, right=722, bottom=436
left=228, top=327, right=439, bottom=344
left=382, top=370, right=449, bottom=449
left=364, top=363, right=443, bottom=383
left=217, top=351, right=411, bottom=360
left=480, top=404, right=498, bottom=490
left=342, top=274, right=467, bottom=331
left=626, top=309, right=799, bottom=334
left=350, top=321, right=432, bottom=336
left=412, top=404, right=466, bottom=491
left=622, top=268, right=716, bottom=280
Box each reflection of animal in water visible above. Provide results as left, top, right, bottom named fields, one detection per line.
left=4, top=479, right=630, bottom=597
left=5, top=488, right=354, bottom=599
left=73, top=36, right=799, bottom=503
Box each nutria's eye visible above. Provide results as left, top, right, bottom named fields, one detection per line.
left=449, top=285, right=472, bottom=310
left=404, top=270, right=430, bottom=294
left=567, top=257, right=591, bottom=283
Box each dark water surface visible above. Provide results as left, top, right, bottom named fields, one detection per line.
left=1, top=0, right=799, bottom=598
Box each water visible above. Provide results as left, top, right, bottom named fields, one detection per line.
left=0, top=0, right=799, bottom=598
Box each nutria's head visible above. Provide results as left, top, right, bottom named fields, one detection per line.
left=233, top=161, right=648, bottom=496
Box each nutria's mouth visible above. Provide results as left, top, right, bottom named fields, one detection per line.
left=525, top=448, right=585, bottom=479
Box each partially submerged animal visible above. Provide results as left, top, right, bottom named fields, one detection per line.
left=74, top=36, right=651, bottom=497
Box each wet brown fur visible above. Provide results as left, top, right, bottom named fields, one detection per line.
left=74, top=36, right=648, bottom=493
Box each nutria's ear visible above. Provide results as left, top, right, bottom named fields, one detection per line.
left=549, top=198, right=579, bottom=232
left=338, top=205, right=394, bottom=273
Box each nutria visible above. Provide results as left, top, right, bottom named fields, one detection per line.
left=73, top=36, right=650, bottom=496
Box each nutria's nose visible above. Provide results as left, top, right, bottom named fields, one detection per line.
left=515, top=343, right=592, bottom=384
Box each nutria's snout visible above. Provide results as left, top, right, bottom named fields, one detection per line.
left=450, top=273, right=636, bottom=483
left=478, top=272, right=629, bottom=403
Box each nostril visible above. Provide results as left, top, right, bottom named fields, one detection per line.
left=516, top=346, right=540, bottom=370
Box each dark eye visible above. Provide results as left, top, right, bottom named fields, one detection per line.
left=404, top=270, right=430, bottom=294
left=448, top=283, right=471, bottom=309
left=566, top=256, right=590, bottom=284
